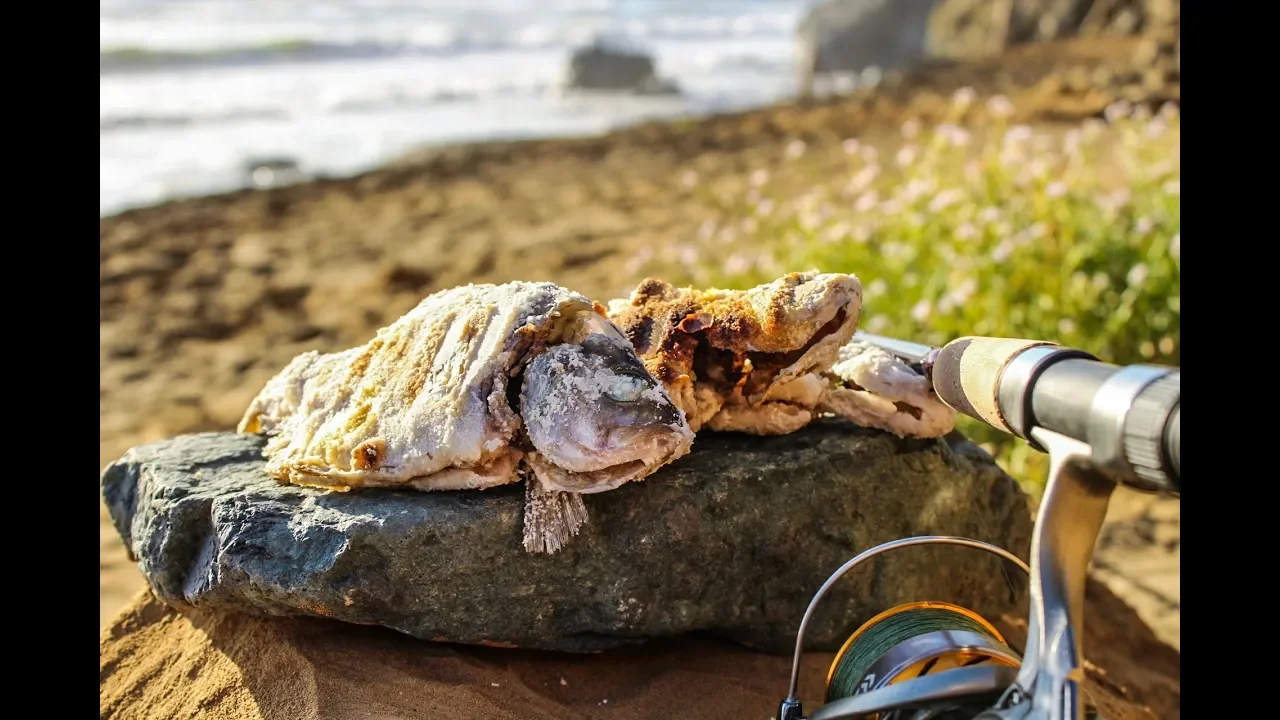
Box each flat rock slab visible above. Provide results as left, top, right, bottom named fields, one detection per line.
left=102, top=420, right=1032, bottom=653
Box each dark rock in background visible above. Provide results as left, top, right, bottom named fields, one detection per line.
left=795, top=0, right=1181, bottom=98
left=101, top=421, right=1032, bottom=654
left=566, top=42, right=680, bottom=95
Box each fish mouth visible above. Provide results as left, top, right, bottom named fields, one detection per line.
left=526, top=424, right=694, bottom=494
left=528, top=457, right=653, bottom=494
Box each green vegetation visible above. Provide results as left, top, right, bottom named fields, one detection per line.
left=642, top=93, right=1180, bottom=497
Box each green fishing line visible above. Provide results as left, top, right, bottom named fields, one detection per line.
left=825, top=607, right=1004, bottom=702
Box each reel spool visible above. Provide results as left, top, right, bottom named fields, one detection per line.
left=778, top=537, right=1033, bottom=720
left=824, top=601, right=1022, bottom=719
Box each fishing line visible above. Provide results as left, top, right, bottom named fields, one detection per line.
left=825, top=602, right=1020, bottom=705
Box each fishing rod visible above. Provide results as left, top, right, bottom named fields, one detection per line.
left=777, top=333, right=1180, bottom=720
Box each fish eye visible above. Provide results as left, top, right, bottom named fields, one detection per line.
left=605, top=373, right=647, bottom=403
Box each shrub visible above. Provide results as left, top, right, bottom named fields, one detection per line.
left=633, top=93, right=1180, bottom=497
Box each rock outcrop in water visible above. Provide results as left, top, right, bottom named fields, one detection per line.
left=566, top=42, right=680, bottom=95
left=102, top=421, right=1032, bottom=653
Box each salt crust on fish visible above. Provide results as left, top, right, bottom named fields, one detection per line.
left=818, top=340, right=957, bottom=439
left=238, top=281, right=599, bottom=491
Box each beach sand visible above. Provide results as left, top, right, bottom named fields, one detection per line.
left=100, top=573, right=1179, bottom=720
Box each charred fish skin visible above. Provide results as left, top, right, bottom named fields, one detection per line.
left=605, top=270, right=863, bottom=433
left=606, top=271, right=956, bottom=439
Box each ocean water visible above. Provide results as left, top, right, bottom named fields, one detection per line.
left=101, top=0, right=817, bottom=217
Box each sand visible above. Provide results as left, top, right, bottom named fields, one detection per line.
left=101, top=574, right=1178, bottom=720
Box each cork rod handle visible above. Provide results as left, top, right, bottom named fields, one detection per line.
left=931, top=337, right=1059, bottom=434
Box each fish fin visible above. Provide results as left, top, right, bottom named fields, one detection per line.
left=522, top=475, right=589, bottom=554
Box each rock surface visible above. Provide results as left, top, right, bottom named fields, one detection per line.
left=796, top=0, right=940, bottom=97
left=102, top=421, right=1032, bottom=653
left=795, top=0, right=1181, bottom=97
left=927, top=0, right=1180, bottom=61
left=99, top=577, right=1180, bottom=720
left=566, top=42, right=679, bottom=94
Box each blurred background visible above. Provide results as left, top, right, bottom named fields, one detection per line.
left=102, top=0, right=807, bottom=215
left=101, top=0, right=1179, bottom=650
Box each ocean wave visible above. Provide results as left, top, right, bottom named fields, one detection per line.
left=100, top=108, right=291, bottom=133
left=326, top=88, right=491, bottom=114
left=101, top=87, right=541, bottom=132
left=697, top=52, right=793, bottom=73
left=100, top=11, right=801, bottom=74
left=100, top=41, right=415, bottom=74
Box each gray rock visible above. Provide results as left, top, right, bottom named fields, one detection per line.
left=634, top=74, right=681, bottom=96
left=101, top=421, right=1032, bottom=654
left=566, top=43, right=679, bottom=95
left=796, top=0, right=940, bottom=98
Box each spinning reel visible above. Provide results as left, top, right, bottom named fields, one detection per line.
left=778, top=335, right=1180, bottom=720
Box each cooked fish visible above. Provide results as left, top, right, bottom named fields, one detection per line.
left=238, top=281, right=694, bottom=554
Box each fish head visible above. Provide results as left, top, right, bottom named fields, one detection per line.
left=520, top=331, right=695, bottom=494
